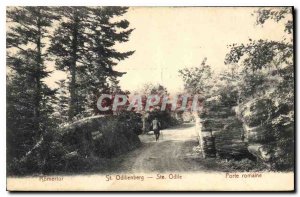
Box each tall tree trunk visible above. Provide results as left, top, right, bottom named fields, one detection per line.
left=69, top=16, right=79, bottom=121
left=35, top=11, right=42, bottom=136
left=35, top=8, right=44, bottom=174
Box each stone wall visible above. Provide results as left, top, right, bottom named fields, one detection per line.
left=60, top=114, right=142, bottom=159
left=199, top=97, right=254, bottom=160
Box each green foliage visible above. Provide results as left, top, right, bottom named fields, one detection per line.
left=53, top=80, right=69, bottom=123
left=138, top=83, right=181, bottom=132
left=62, top=113, right=142, bottom=160
left=255, top=7, right=293, bottom=34
left=178, top=58, right=213, bottom=95
left=49, top=6, right=134, bottom=120
left=9, top=112, right=142, bottom=176
left=7, top=128, right=66, bottom=176
left=116, top=111, right=143, bottom=135
left=221, top=159, right=266, bottom=172
left=147, top=110, right=180, bottom=130
left=217, top=83, right=239, bottom=106
left=7, top=6, right=136, bottom=176
left=6, top=7, right=59, bottom=173
left=223, top=7, right=294, bottom=170
left=225, top=40, right=293, bottom=71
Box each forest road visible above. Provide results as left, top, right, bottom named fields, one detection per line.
left=113, top=123, right=219, bottom=173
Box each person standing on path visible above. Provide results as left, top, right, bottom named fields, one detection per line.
left=151, top=117, right=161, bottom=142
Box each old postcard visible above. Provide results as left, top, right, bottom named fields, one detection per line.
left=6, top=6, right=294, bottom=191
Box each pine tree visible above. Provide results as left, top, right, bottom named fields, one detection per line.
left=81, top=7, right=134, bottom=114
left=6, top=7, right=59, bottom=170
left=50, top=7, right=134, bottom=118
left=48, top=7, right=91, bottom=120
left=54, top=79, right=69, bottom=123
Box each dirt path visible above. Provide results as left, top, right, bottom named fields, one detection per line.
left=110, top=123, right=223, bottom=173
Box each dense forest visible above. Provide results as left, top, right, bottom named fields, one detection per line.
left=6, top=6, right=138, bottom=175
left=6, top=7, right=294, bottom=175
left=179, top=7, right=294, bottom=170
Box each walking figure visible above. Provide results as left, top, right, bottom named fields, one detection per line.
left=151, top=117, right=161, bottom=142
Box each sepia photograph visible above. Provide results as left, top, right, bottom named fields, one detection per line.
left=6, top=6, right=294, bottom=191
